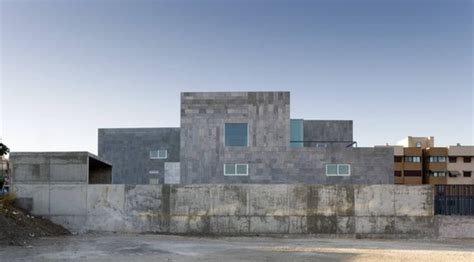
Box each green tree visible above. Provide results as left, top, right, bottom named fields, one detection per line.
left=0, top=143, right=9, bottom=156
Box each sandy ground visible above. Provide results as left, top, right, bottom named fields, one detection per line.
left=1, top=233, right=473, bottom=262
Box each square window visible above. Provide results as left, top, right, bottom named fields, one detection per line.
left=236, top=164, right=248, bottom=175
left=394, top=156, right=402, bottom=163
left=449, top=157, right=457, bottom=163
left=225, top=123, right=248, bottom=147
left=464, top=171, right=472, bottom=177
left=326, top=164, right=338, bottom=176
left=338, top=164, right=350, bottom=175
left=224, top=164, right=236, bottom=175
left=464, top=157, right=472, bottom=163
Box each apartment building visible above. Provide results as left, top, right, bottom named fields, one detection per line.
left=447, top=145, right=474, bottom=184
left=424, top=147, right=449, bottom=184
left=99, top=91, right=393, bottom=185
left=380, top=137, right=473, bottom=185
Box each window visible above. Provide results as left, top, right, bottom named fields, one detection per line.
left=290, top=119, right=303, bottom=148
left=430, top=171, right=447, bottom=177
left=316, top=143, right=327, bottom=149
left=404, top=170, right=422, bottom=177
left=429, top=156, right=447, bottom=163
left=415, top=142, right=422, bottom=148
left=149, top=170, right=160, bottom=175
left=224, top=164, right=248, bottom=176
left=225, top=123, right=248, bottom=147
left=150, top=150, right=167, bottom=159
left=449, top=157, right=457, bottom=163
left=464, top=157, right=472, bottom=163
left=326, top=164, right=351, bottom=176
left=394, top=156, right=402, bottom=163
left=404, top=156, right=421, bottom=163
left=464, top=171, right=472, bottom=177
left=394, top=171, right=402, bottom=177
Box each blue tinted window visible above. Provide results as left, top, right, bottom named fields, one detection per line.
left=290, top=119, right=303, bottom=148
left=225, top=123, right=248, bottom=146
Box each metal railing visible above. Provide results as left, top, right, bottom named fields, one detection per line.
left=434, top=185, right=474, bottom=216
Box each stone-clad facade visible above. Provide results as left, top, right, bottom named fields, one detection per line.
left=99, top=91, right=393, bottom=185
left=98, top=128, right=180, bottom=184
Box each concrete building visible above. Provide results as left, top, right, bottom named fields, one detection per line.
left=9, top=152, right=112, bottom=185
left=99, top=91, right=393, bottom=185
left=447, top=145, right=474, bottom=184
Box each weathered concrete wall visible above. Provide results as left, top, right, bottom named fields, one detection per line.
left=13, top=184, right=441, bottom=238
left=10, top=152, right=89, bottom=183
left=436, top=216, right=474, bottom=239
left=98, top=128, right=180, bottom=184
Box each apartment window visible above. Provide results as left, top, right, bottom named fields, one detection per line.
left=464, top=171, right=472, bottom=177
left=394, top=171, right=402, bottom=177
left=225, top=123, right=248, bottom=147
left=429, top=156, right=447, bottom=163
left=150, top=150, right=167, bottom=159
left=326, top=164, right=351, bottom=176
left=404, top=170, right=422, bottom=177
left=224, top=164, right=248, bottom=176
left=449, top=157, right=457, bottom=163
left=415, top=142, right=422, bottom=148
left=404, top=156, right=421, bottom=163
left=316, top=143, right=327, bottom=149
left=430, top=171, right=447, bottom=177
left=464, top=157, right=472, bottom=163
left=394, top=156, right=402, bottom=163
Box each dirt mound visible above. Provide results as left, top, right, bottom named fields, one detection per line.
left=0, top=196, right=70, bottom=246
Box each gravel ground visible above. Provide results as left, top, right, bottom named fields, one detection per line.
left=1, top=233, right=473, bottom=262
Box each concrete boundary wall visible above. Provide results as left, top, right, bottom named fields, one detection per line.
left=13, top=184, right=446, bottom=238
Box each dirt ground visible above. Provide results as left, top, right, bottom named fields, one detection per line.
left=0, top=199, right=70, bottom=246
left=1, top=233, right=473, bottom=262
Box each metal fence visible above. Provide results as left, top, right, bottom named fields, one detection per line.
left=434, top=185, right=474, bottom=216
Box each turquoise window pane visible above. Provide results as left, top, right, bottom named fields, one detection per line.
left=236, top=164, right=247, bottom=175
left=326, top=164, right=338, bottom=175
left=338, top=164, right=350, bottom=175
left=290, top=119, right=303, bottom=148
left=224, top=164, right=236, bottom=175
left=225, top=123, right=248, bottom=146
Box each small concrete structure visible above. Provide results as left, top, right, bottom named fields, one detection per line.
left=9, top=152, right=112, bottom=213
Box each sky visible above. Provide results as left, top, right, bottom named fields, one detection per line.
left=0, top=0, right=472, bottom=154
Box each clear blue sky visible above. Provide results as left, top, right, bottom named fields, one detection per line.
left=1, top=0, right=472, bottom=153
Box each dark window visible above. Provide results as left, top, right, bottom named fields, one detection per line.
left=225, top=123, right=248, bottom=147
left=449, top=157, right=457, bottom=163
left=464, top=157, right=472, bottom=163
left=464, top=171, right=472, bottom=177
left=394, top=171, right=402, bottom=177
left=404, top=170, right=422, bottom=177
left=394, top=156, right=402, bottom=163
